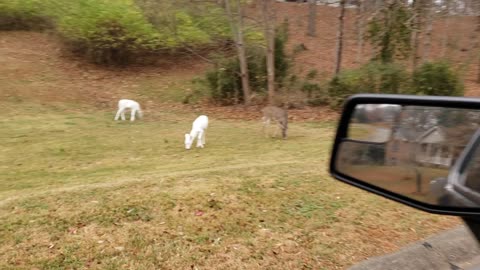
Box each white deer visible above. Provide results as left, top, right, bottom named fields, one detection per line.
left=114, top=99, right=143, bottom=121
left=185, top=115, right=209, bottom=150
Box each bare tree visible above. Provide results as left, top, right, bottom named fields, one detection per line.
left=411, top=0, right=424, bottom=69
left=261, top=0, right=276, bottom=104
left=363, top=0, right=383, bottom=59
left=335, top=0, right=347, bottom=75
left=422, top=0, right=434, bottom=63
left=441, top=0, right=451, bottom=58
left=477, top=55, right=480, bottom=83
left=307, top=0, right=317, bottom=37
left=224, top=0, right=252, bottom=105
left=472, top=1, right=480, bottom=83
left=355, top=0, right=366, bottom=63
left=460, top=1, right=480, bottom=83
left=476, top=14, right=480, bottom=83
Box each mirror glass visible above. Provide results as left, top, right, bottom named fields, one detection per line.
left=336, top=104, right=480, bottom=207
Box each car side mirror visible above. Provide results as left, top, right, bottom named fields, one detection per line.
left=329, top=94, right=480, bottom=216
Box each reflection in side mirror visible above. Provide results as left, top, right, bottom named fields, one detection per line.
left=349, top=104, right=401, bottom=143
left=330, top=95, right=480, bottom=215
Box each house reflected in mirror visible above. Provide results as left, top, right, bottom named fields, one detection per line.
left=336, top=104, right=480, bottom=207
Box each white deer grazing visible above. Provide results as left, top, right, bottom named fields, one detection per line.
left=114, top=99, right=143, bottom=121
left=261, top=106, right=288, bottom=139
left=184, top=115, right=209, bottom=150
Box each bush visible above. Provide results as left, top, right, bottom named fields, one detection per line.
left=412, top=61, right=464, bottom=96
left=328, top=62, right=409, bottom=108
left=205, top=58, right=242, bottom=105
left=0, top=0, right=55, bottom=30
left=0, top=0, right=232, bottom=65
left=203, top=26, right=291, bottom=105
left=366, top=0, right=412, bottom=63
left=274, top=20, right=290, bottom=88
left=283, top=70, right=326, bottom=107
left=205, top=52, right=267, bottom=105
left=57, top=0, right=161, bottom=65
left=136, top=0, right=231, bottom=46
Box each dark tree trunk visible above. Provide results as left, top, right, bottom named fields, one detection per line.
left=441, top=0, right=451, bottom=58
left=262, top=0, right=276, bottom=104
left=334, top=0, right=346, bottom=75
left=422, top=0, right=433, bottom=63
left=225, top=0, right=252, bottom=105
left=307, top=0, right=317, bottom=37
left=355, top=0, right=365, bottom=63
left=411, top=0, right=425, bottom=69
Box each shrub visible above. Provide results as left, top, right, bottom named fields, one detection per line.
left=203, top=26, right=291, bottom=105
left=1, top=0, right=232, bottom=65
left=205, top=53, right=266, bottom=105
left=366, top=0, right=412, bottom=63
left=274, top=20, right=290, bottom=88
left=205, top=58, right=242, bottom=105
left=56, top=0, right=161, bottom=65
left=412, top=61, right=464, bottom=96
left=136, top=0, right=231, bottom=47
left=328, top=62, right=409, bottom=108
left=0, top=0, right=55, bottom=30
left=284, top=70, right=326, bottom=107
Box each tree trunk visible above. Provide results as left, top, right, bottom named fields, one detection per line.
left=477, top=56, right=480, bottom=83
left=411, top=0, right=423, bottom=69
left=307, top=0, right=317, bottom=37
left=477, top=14, right=480, bottom=83
left=225, top=0, right=251, bottom=105
left=422, top=0, right=433, bottom=63
left=365, top=0, right=381, bottom=60
left=262, top=0, right=276, bottom=104
left=334, top=0, right=346, bottom=75
left=441, top=0, right=450, bottom=58
left=355, top=0, right=365, bottom=63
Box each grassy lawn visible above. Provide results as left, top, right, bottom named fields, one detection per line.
left=0, top=30, right=461, bottom=270
left=0, top=100, right=460, bottom=269
left=341, top=165, right=449, bottom=204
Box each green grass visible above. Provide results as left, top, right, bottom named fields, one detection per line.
left=0, top=101, right=327, bottom=198
left=0, top=101, right=460, bottom=269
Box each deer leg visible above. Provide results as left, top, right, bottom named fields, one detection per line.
left=130, top=109, right=136, bottom=121
left=273, top=122, right=281, bottom=138
left=281, top=124, right=287, bottom=139
left=114, top=109, right=122, bottom=121
left=196, top=131, right=204, bottom=148
left=262, top=118, right=270, bottom=138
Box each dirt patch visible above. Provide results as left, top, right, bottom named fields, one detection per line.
left=0, top=31, right=339, bottom=122
left=0, top=31, right=207, bottom=106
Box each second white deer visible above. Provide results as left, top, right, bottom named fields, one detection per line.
left=114, top=99, right=143, bottom=121
left=185, top=115, right=209, bottom=150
